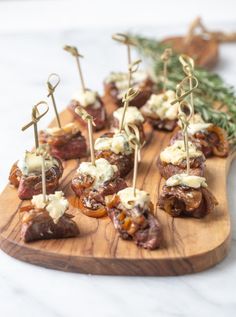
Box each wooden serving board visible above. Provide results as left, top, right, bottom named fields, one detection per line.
left=0, top=104, right=235, bottom=276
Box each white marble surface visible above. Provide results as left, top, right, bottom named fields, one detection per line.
left=0, top=1, right=236, bottom=316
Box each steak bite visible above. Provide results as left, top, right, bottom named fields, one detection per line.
left=94, top=132, right=134, bottom=177
left=141, top=90, right=179, bottom=131
left=157, top=140, right=205, bottom=179
left=9, top=148, right=63, bottom=200
left=158, top=174, right=218, bottom=218
left=68, top=89, right=106, bottom=131
left=171, top=114, right=229, bottom=158
left=71, top=158, right=127, bottom=218
left=39, top=122, right=87, bottom=160
left=20, top=191, right=79, bottom=242
left=103, top=71, right=155, bottom=109
left=105, top=187, right=162, bottom=250
left=110, top=106, right=146, bottom=143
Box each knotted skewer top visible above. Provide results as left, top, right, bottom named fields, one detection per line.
left=22, top=101, right=49, bottom=149
left=47, top=73, right=61, bottom=128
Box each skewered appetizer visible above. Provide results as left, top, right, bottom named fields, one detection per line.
left=171, top=114, right=229, bottom=158
left=157, top=140, right=205, bottom=179
left=141, top=90, right=179, bottom=131
left=9, top=148, right=63, bottom=200
left=39, top=122, right=87, bottom=160
left=71, top=158, right=127, bottom=217
left=104, top=71, right=155, bottom=109
left=64, top=45, right=107, bottom=131
left=68, top=89, right=106, bottom=130
left=110, top=106, right=146, bottom=143
left=158, top=174, right=218, bottom=218
left=20, top=191, right=79, bottom=242
left=94, top=132, right=134, bottom=177
left=105, top=187, right=162, bottom=250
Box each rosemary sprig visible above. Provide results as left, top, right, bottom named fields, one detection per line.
left=128, top=34, right=236, bottom=145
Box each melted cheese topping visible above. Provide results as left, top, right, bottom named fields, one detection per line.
left=144, top=90, right=178, bottom=120
left=160, top=140, right=202, bottom=165
left=117, top=187, right=151, bottom=210
left=166, top=174, right=208, bottom=189
left=77, top=158, right=118, bottom=189
left=72, top=89, right=98, bottom=107
left=32, top=191, right=69, bottom=223
left=113, top=106, right=144, bottom=125
left=94, top=132, right=132, bottom=155
left=17, top=151, right=58, bottom=176
left=46, top=122, right=81, bottom=137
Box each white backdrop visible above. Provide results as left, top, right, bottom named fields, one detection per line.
left=0, top=1, right=236, bottom=317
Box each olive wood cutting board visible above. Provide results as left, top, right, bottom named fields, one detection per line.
left=0, top=101, right=235, bottom=276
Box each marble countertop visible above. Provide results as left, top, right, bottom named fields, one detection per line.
left=0, top=1, right=236, bottom=316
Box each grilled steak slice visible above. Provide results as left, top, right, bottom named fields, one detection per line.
left=171, top=126, right=229, bottom=158
left=39, top=130, right=87, bottom=160
left=106, top=196, right=162, bottom=250
left=158, top=185, right=218, bottom=218
left=147, top=117, right=177, bottom=131
left=21, top=209, right=79, bottom=242
left=104, top=78, right=154, bottom=109
left=68, top=96, right=106, bottom=131
left=157, top=156, right=205, bottom=179
left=9, top=159, right=63, bottom=200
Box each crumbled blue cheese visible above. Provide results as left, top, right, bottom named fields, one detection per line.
left=77, top=158, right=118, bottom=189
left=105, top=71, right=148, bottom=98
left=113, top=106, right=144, bottom=125
left=32, top=191, right=69, bottom=223
left=186, top=114, right=212, bottom=135
left=94, top=132, right=132, bottom=155
left=72, top=89, right=99, bottom=107
left=144, top=90, right=178, bottom=120
left=46, top=122, right=81, bottom=136
left=160, top=140, right=202, bottom=165
left=166, top=174, right=208, bottom=189
left=17, top=151, right=58, bottom=176
left=117, top=187, right=151, bottom=210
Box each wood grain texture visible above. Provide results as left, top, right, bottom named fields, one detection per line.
left=0, top=103, right=235, bottom=276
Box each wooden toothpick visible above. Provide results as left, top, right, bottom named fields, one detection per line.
left=22, top=101, right=49, bottom=149
left=179, top=55, right=195, bottom=116
left=161, top=48, right=172, bottom=93
left=119, top=88, right=140, bottom=133
left=64, top=45, right=86, bottom=93
left=47, top=73, right=61, bottom=128
left=41, top=153, right=47, bottom=203
left=125, top=123, right=142, bottom=196
left=178, top=101, right=192, bottom=175
left=75, top=107, right=96, bottom=165
left=112, top=33, right=135, bottom=70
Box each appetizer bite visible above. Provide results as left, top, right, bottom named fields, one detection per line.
left=103, top=34, right=155, bottom=109
left=106, top=187, right=162, bottom=250
left=40, top=122, right=87, bottom=160
left=21, top=191, right=79, bottom=242
left=105, top=124, right=162, bottom=250
left=142, top=90, right=179, bottom=131
left=72, top=158, right=127, bottom=218
left=158, top=174, right=218, bottom=218
left=157, top=140, right=205, bottom=179
left=104, top=70, right=154, bottom=109
left=110, top=106, right=146, bottom=143
left=141, top=49, right=179, bottom=131
left=9, top=101, right=63, bottom=200
left=9, top=148, right=63, bottom=200
left=64, top=45, right=106, bottom=130
left=39, top=73, right=87, bottom=160
left=95, top=88, right=140, bottom=177
left=171, top=114, right=229, bottom=158
left=71, top=108, right=127, bottom=217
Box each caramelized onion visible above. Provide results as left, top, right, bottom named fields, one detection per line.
left=78, top=197, right=107, bottom=218
left=207, top=125, right=229, bottom=157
